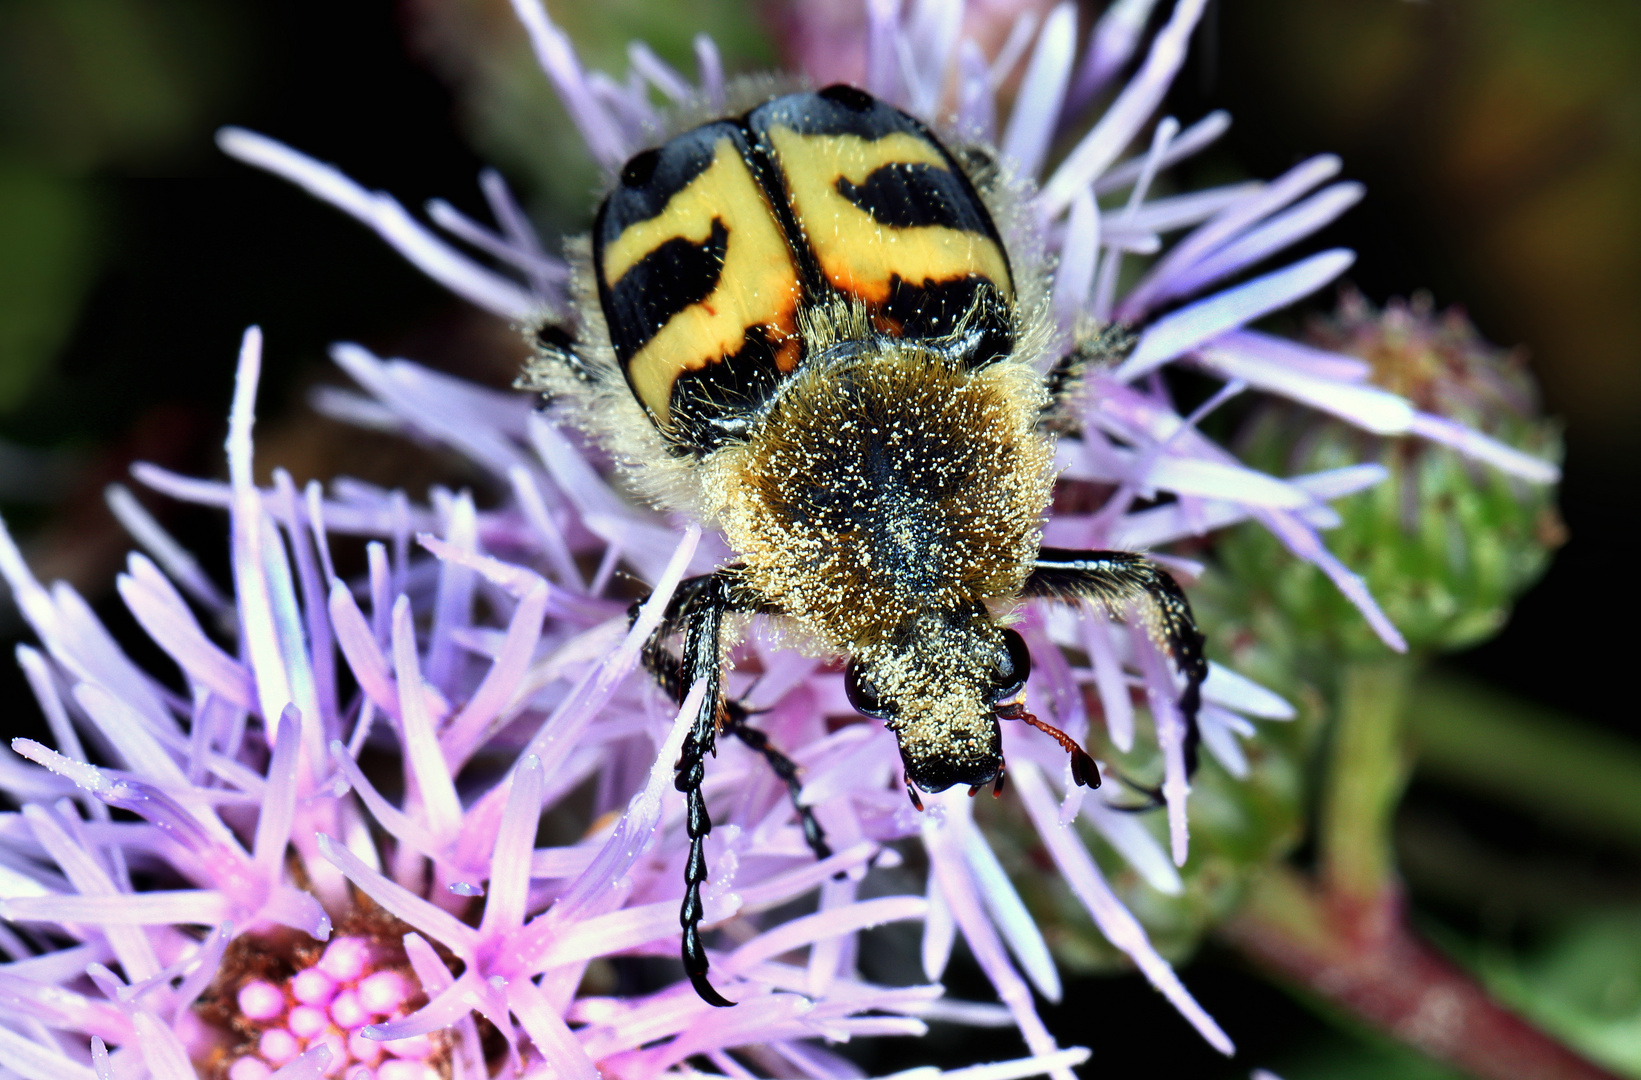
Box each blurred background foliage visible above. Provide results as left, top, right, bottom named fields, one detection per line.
left=0, top=1, right=1638, bottom=1078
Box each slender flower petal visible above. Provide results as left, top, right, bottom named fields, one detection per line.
left=105, top=484, right=232, bottom=617
left=999, top=3, right=1076, bottom=179
left=1012, top=762, right=1233, bottom=1054
left=961, top=827, right=1060, bottom=1001
left=1038, top=0, right=1207, bottom=214
left=1159, top=182, right=1366, bottom=302
left=921, top=794, right=1071, bottom=1080
left=506, top=0, right=631, bottom=171
left=1407, top=411, right=1561, bottom=484
left=1116, top=251, right=1358, bottom=381
left=1066, top=0, right=1161, bottom=110
left=1193, top=339, right=1413, bottom=434
left=1051, top=187, right=1100, bottom=332
left=1118, top=154, right=1345, bottom=318
left=215, top=131, right=539, bottom=319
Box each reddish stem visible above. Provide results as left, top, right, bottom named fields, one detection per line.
left=1220, top=869, right=1623, bottom=1080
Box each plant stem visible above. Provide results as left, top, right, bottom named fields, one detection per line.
left=1320, top=657, right=1415, bottom=902
left=1221, top=658, right=1625, bottom=1078
left=1221, top=867, right=1625, bottom=1080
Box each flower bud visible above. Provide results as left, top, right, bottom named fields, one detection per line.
left=1223, top=289, right=1564, bottom=657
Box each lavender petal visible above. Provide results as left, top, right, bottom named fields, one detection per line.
left=1194, top=339, right=1413, bottom=435
left=105, top=484, right=231, bottom=617
left=1408, top=412, right=1561, bottom=483
left=1012, top=762, right=1233, bottom=1054
left=0, top=1025, right=102, bottom=1080
left=922, top=795, right=1070, bottom=1080
left=1080, top=797, right=1182, bottom=895
left=1050, top=188, right=1099, bottom=333
left=1092, top=109, right=1230, bottom=196
left=1000, top=4, right=1077, bottom=179
left=1257, top=509, right=1407, bottom=652
left=217, top=130, right=538, bottom=319
left=506, top=0, right=630, bottom=170
left=1116, top=250, right=1357, bottom=382
left=694, top=34, right=725, bottom=109
left=1157, top=182, right=1366, bottom=305
left=961, top=828, right=1060, bottom=1002
left=1066, top=0, right=1160, bottom=110
left=390, top=596, right=463, bottom=843
left=478, top=755, right=544, bottom=937
left=116, top=558, right=256, bottom=712
left=1118, top=154, right=1342, bottom=319
left=1203, top=662, right=1295, bottom=720
left=316, top=833, right=479, bottom=960
left=250, top=704, right=303, bottom=880
left=1039, top=0, right=1208, bottom=212
left=508, top=976, right=602, bottom=1080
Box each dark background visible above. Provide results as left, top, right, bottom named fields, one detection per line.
left=0, top=1, right=1635, bottom=1076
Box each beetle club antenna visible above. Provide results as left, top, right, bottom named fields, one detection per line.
left=998, top=702, right=1101, bottom=789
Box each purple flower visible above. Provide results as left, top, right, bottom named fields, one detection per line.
left=0, top=327, right=1093, bottom=1077
left=0, top=1, right=1564, bottom=1077
left=217, top=0, right=1552, bottom=1055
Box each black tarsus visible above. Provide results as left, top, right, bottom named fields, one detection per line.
left=1040, top=323, right=1137, bottom=431
left=630, top=572, right=833, bottom=1007
left=1021, top=547, right=1208, bottom=797
left=670, top=573, right=734, bottom=1006
left=1105, top=771, right=1168, bottom=813
left=529, top=321, right=596, bottom=383
left=721, top=712, right=834, bottom=863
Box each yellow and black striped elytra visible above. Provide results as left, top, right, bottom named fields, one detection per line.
left=594, top=83, right=1015, bottom=453
left=529, top=83, right=1209, bottom=1008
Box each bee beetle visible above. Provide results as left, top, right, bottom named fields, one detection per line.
left=524, top=83, right=1206, bottom=1006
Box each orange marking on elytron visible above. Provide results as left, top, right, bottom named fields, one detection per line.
left=603, top=138, right=802, bottom=424
left=774, top=336, right=800, bottom=373
left=765, top=128, right=1013, bottom=305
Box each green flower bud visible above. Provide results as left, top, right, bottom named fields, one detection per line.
left=1222, top=289, right=1564, bottom=658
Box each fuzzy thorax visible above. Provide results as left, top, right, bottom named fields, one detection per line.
left=702, top=344, right=1053, bottom=785
left=705, top=345, right=1052, bottom=645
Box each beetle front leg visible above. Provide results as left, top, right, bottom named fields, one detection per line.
left=664, top=573, right=736, bottom=1007
left=1022, top=548, right=1208, bottom=778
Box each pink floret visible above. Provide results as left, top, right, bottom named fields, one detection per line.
left=291, top=967, right=337, bottom=1005
left=357, top=970, right=410, bottom=1015
left=317, top=936, right=374, bottom=981
left=237, top=979, right=286, bottom=1021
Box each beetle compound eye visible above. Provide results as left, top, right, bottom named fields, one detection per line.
left=845, top=659, right=892, bottom=719
left=992, top=629, right=1031, bottom=704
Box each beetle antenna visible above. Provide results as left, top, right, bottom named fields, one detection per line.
left=998, top=703, right=1101, bottom=788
